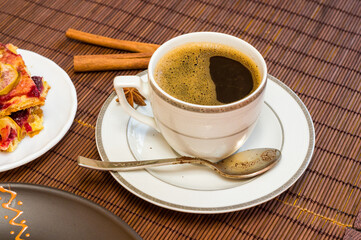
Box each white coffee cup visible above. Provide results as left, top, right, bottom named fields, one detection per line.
left=114, top=32, right=267, bottom=161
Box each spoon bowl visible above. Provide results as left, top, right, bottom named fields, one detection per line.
left=77, top=148, right=281, bottom=179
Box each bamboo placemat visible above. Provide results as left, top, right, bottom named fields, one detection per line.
left=0, top=0, right=360, bottom=239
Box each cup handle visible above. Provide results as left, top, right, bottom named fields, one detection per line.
left=114, top=76, right=159, bottom=131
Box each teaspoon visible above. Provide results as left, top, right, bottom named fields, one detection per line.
left=77, top=148, right=281, bottom=179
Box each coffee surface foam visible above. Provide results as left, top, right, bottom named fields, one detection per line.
left=154, top=42, right=261, bottom=105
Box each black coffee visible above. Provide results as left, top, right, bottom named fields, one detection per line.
left=154, top=42, right=261, bottom=105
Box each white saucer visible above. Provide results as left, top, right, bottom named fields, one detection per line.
left=96, top=72, right=314, bottom=213
left=0, top=50, right=77, bottom=172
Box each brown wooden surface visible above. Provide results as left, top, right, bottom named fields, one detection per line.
left=0, top=0, right=360, bottom=239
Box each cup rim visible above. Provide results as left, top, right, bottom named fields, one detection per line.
left=148, top=32, right=267, bottom=113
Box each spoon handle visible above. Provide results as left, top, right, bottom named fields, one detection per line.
left=77, top=156, right=197, bottom=171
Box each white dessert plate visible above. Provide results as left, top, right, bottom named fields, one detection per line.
left=0, top=49, right=77, bottom=172
left=96, top=71, right=314, bottom=213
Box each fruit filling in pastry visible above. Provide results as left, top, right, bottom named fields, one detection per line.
left=10, top=106, right=44, bottom=137
left=0, top=117, right=23, bottom=152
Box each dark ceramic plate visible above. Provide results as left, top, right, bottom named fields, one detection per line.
left=0, top=183, right=142, bottom=240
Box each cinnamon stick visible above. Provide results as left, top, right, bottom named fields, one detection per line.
left=66, top=28, right=159, bottom=53
left=74, top=53, right=151, bottom=72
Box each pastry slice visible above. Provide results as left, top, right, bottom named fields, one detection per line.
left=0, top=107, right=45, bottom=152
left=0, top=43, right=50, bottom=117
left=0, top=43, right=50, bottom=152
